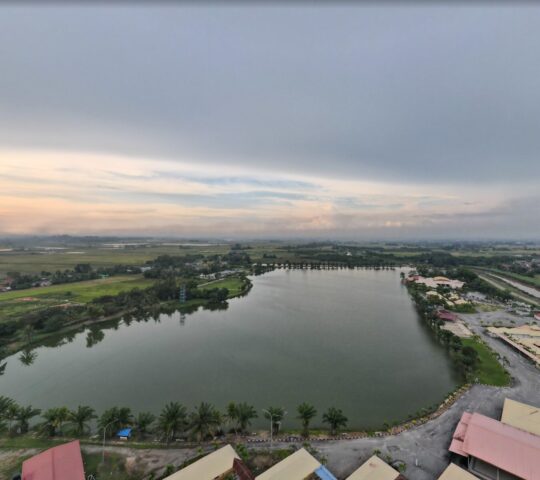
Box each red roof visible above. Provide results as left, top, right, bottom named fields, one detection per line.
left=449, top=412, right=540, bottom=480
left=437, top=310, right=458, bottom=322
left=22, top=440, right=85, bottom=480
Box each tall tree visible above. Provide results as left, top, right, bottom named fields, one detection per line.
left=322, top=407, right=348, bottom=436
left=134, top=412, right=156, bottom=438
left=263, top=406, right=285, bottom=435
left=157, top=402, right=187, bottom=445
left=297, top=403, right=317, bottom=438
left=39, top=407, right=70, bottom=437
left=98, top=407, right=132, bottom=438
left=189, top=402, right=221, bottom=442
left=16, top=405, right=41, bottom=434
left=69, top=405, right=96, bottom=436
left=0, top=396, right=16, bottom=433
left=235, top=402, right=258, bottom=434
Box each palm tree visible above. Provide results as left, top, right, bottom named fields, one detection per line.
left=0, top=396, right=16, bottom=433
left=134, top=412, right=155, bottom=438
left=235, top=402, right=257, bottom=434
left=39, top=407, right=70, bottom=437
left=297, top=403, right=317, bottom=438
left=16, top=405, right=41, bottom=434
left=98, top=407, right=132, bottom=438
left=157, top=402, right=187, bottom=445
left=189, top=402, right=221, bottom=442
left=226, top=402, right=239, bottom=435
left=322, top=407, right=348, bottom=436
left=69, top=405, right=96, bottom=436
left=263, top=406, right=285, bottom=435
left=5, top=404, right=19, bottom=435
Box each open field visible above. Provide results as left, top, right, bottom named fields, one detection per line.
left=462, top=338, right=510, bottom=386
left=198, top=276, right=247, bottom=297
left=0, top=275, right=154, bottom=322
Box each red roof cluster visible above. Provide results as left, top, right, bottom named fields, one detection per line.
left=437, top=310, right=458, bottom=322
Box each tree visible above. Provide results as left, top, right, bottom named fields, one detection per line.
left=134, top=412, right=156, bottom=438
left=297, top=403, right=317, bottom=438
left=98, top=407, right=132, bottom=438
left=39, top=407, right=70, bottom=437
left=235, top=402, right=257, bottom=434
left=226, top=402, right=239, bottom=435
left=263, top=406, right=285, bottom=435
left=69, top=405, right=96, bottom=436
left=157, top=402, right=187, bottom=445
left=16, top=405, right=41, bottom=434
left=0, top=396, right=16, bottom=432
left=322, top=407, right=348, bottom=436
left=189, top=402, right=221, bottom=442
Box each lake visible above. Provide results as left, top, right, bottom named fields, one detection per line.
left=0, top=269, right=459, bottom=430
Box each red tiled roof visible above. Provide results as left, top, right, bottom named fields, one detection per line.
left=449, top=412, right=540, bottom=480
left=437, top=310, right=458, bottom=322
left=22, top=440, right=85, bottom=480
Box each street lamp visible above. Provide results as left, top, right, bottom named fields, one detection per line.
left=102, top=419, right=118, bottom=464
left=262, top=409, right=287, bottom=449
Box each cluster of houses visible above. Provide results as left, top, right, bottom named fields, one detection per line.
left=17, top=397, right=540, bottom=480
left=407, top=275, right=465, bottom=290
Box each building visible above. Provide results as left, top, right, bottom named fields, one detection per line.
left=21, top=440, right=85, bottom=480
left=255, top=448, right=321, bottom=480
left=449, top=412, right=540, bottom=480
left=487, top=325, right=540, bottom=365
left=500, top=398, right=540, bottom=437
left=437, top=310, right=459, bottom=322
left=163, top=445, right=239, bottom=480
left=345, top=455, right=403, bottom=480
left=437, top=463, right=477, bottom=480
left=534, top=312, right=540, bottom=321
left=408, top=275, right=465, bottom=290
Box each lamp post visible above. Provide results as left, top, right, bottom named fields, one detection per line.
left=262, top=409, right=287, bottom=450
left=102, top=419, right=118, bottom=464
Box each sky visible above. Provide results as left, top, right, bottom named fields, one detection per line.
left=0, top=4, right=539, bottom=240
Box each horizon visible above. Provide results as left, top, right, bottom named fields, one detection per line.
left=1, top=5, right=540, bottom=239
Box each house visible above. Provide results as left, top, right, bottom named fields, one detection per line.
left=449, top=412, right=540, bottom=480
left=21, top=440, right=85, bottom=480
left=437, top=463, right=476, bottom=480
left=437, top=310, right=459, bottom=322
left=345, top=455, right=403, bottom=480
left=117, top=427, right=132, bottom=440
left=163, top=445, right=239, bottom=480
left=500, top=398, right=540, bottom=437
left=255, top=448, right=321, bottom=480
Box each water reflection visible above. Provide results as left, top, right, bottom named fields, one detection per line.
left=19, top=348, right=38, bottom=366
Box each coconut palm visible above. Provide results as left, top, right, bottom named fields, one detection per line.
left=0, top=396, right=16, bottom=432
left=235, top=402, right=257, bottom=434
left=69, top=405, right=96, bottom=436
left=322, top=407, right=348, bottom=436
left=5, top=404, right=19, bottom=435
left=98, top=407, right=132, bottom=438
left=134, top=412, right=156, bottom=438
left=189, top=402, right=221, bottom=442
left=157, top=402, right=187, bottom=445
left=263, top=406, right=285, bottom=435
left=226, top=402, right=239, bottom=435
left=297, top=403, right=317, bottom=438
left=39, top=407, right=70, bottom=437
left=16, top=405, right=41, bottom=434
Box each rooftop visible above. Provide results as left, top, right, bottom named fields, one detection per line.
left=22, top=440, right=85, bottom=480
left=345, top=455, right=400, bottom=480
left=501, top=398, right=540, bottom=436
left=162, top=445, right=239, bottom=480
left=449, top=412, right=540, bottom=480
left=255, top=448, right=320, bottom=480
left=437, top=463, right=477, bottom=480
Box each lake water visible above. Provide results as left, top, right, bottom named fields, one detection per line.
left=0, top=269, right=459, bottom=429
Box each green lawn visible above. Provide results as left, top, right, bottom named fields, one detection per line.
left=462, top=338, right=510, bottom=386
left=198, top=276, right=247, bottom=297
left=0, top=275, right=154, bottom=322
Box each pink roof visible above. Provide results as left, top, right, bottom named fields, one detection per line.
left=449, top=412, right=540, bottom=480
left=437, top=310, right=458, bottom=322
left=22, top=440, right=85, bottom=480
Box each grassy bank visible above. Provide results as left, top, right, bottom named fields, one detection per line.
left=462, top=338, right=510, bottom=386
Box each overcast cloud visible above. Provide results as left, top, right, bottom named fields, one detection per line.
left=0, top=5, right=539, bottom=238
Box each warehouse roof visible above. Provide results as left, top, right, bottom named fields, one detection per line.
left=345, top=455, right=400, bottom=480
left=163, top=445, right=239, bottom=480
left=255, top=448, right=320, bottom=480
left=501, top=398, right=540, bottom=436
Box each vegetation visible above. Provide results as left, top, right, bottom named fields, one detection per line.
left=296, top=403, right=317, bottom=438
left=322, top=407, right=348, bottom=435
left=462, top=338, right=511, bottom=386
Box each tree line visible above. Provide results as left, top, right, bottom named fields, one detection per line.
left=0, top=397, right=348, bottom=442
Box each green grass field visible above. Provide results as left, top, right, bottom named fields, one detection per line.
left=198, top=276, right=247, bottom=297
left=0, top=275, right=154, bottom=322
left=462, top=338, right=510, bottom=386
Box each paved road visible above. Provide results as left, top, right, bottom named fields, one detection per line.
left=308, top=312, right=539, bottom=479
